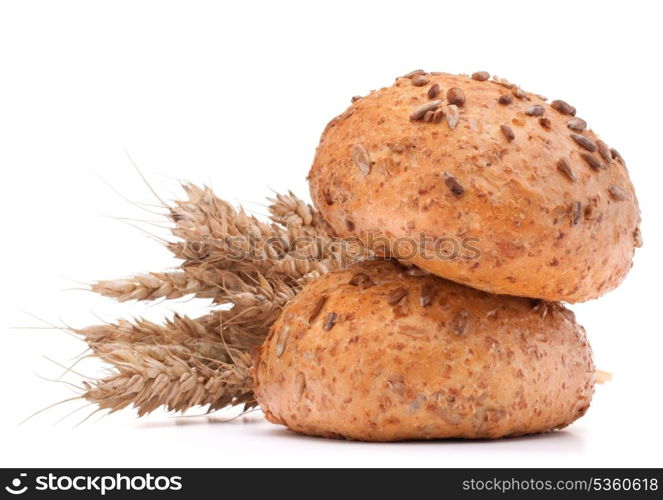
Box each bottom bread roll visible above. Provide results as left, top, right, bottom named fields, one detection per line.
left=255, top=260, right=595, bottom=441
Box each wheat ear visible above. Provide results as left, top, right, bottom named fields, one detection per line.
left=83, top=343, right=254, bottom=416
left=91, top=271, right=216, bottom=302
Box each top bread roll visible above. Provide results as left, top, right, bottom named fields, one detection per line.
left=308, top=70, right=641, bottom=302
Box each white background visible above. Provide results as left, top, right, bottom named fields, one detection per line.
left=0, top=0, right=661, bottom=468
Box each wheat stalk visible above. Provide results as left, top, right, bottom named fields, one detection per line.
left=73, top=184, right=370, bottom=417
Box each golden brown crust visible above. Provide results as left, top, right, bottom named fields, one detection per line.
left=308, top=71, right=641, bottom=302
left=254, top=260, right=595, bottom=441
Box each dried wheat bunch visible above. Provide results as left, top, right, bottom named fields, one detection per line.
left=76, top=184, right=370, bottom=417
left=83, top=343, right=254, bottom=416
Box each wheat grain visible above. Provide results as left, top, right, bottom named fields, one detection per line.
left=268, top=191, right=315, bottom=228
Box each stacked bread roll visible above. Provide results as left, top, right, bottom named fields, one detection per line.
left=255, top=70, right=641, bottom=441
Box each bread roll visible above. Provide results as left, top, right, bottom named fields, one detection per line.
left=255, top=260, right=595, bottom=441
left=308, top=70, right=641, bottom=302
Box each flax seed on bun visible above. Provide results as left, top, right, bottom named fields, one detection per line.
left=307, top=70, right=641, bottom=302
left=254, top=260, right=595, bottom=441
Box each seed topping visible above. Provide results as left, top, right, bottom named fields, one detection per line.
left=584, top=204, right=598, bottom=221
left=567, top=117, right=587, bottom=131
left=387, top=375, right=405, bottom=395
left=412, top=74, right=429, bottom=87
left=498, top=94, right=513, bottom=105
left=352, top=144, right=371, bottom=174
left=387, top=287, right=408, bottom=305
left=610, top=148, right=623, bottom=162
left=608, top=185, right=627, bottom=201
left=295, top=372, right=306, bottom=399
left=349, top=273, right=375, bottom=289
left=427, top=82, right=440, bottom=99
left=419, top=283, right=436, bottom=307
left=538, top=117, right=552, bottom=129
left=493, top=76, right=515, bottom=89
left=557, top=158, right=577, bottom=182
left=322, top=312, right=337, bottom=331
left=551, top=99, right=576, bottom=116
left=275, top=326, right=290, bottom=357
left=597, top=140, right=612, bottom=163
left=424, top=109, right=445, bottom=123
left=451, top=310, right=469, bottom=335
left=410, top=100, right=442, bottom=121
left=471, top=71, right=490, bottom=81
left=633, top=227, right=643, bottom=247
left=388, top=142, right=406, bottom=154
left=447, top=87, right=466, bottom=106
left=408, top=394, right=427, bottom=413
left=571, top=201, right=582, bottom=226
left=500, top=124, right=515, bottom=141
left=525, top=105, right=545, bottom=116
left=405, top=267, right=429, bottom=277
left=581, top=152, right=605, bottom=171
left=443, top=173, right=464, bottom=196
left=309, top=296, right=328, bottom=323
left=446, top=104, right=460, bottom=129
left=403, top=69, right=426, bottom=79
left=512, top=87, right=527, bottom=100
left=571, top=134, right=597, bottom=152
